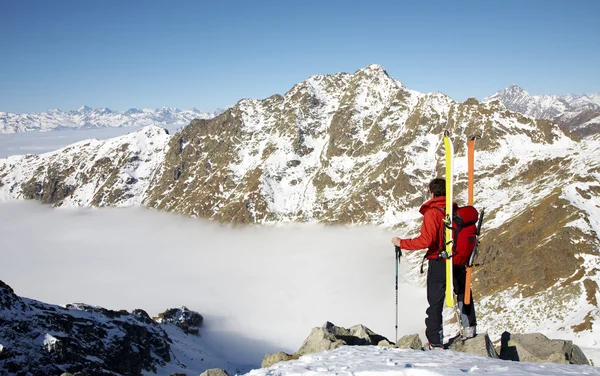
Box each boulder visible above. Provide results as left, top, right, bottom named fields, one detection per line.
left=296, top=322, right=348, bottom=356
left=199, top=369, right=229, bottom=376
left=295, top=322, right=392, bottom=356
left=377, top=339, right=394, bottom=347
left=499, top=332, right=589, bottom=365
left=396, top=334, right=423, bottom=350
left=261, top=352, right=298, bottom=368
left=448, top=333, right=499, bottom=358
left=349, top=325, right=388, bottom=345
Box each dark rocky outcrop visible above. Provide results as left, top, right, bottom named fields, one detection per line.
left=0, top=280, right=205, bottom=375
left=156, top=306, right=203, bottom=335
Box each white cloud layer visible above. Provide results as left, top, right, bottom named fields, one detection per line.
left=0, top=200, right=427, bottom=366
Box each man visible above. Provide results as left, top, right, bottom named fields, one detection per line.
left=392, top=178, right=476, bottom=349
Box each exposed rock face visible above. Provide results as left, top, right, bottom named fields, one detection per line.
left=156, top=306, right=203, bottom=335
left=499, top=332, right=589, bottom=365
left=396, top=334, right=423, bottom=350
left=0, top=280, right=223, bottom=376
left=448, top=333, right=499, bottom=358
left=0, top=281, right=171, bottom=375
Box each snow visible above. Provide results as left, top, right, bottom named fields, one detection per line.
left=246, top=346, right=600, bottom=376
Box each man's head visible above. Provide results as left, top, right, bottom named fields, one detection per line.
left=429, top=178, right=446, bottom=198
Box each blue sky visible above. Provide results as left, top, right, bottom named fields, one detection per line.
left=1, top=0, right=599, bottom=113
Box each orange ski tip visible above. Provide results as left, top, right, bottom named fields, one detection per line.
left=469, top=135, right=480, bottom=141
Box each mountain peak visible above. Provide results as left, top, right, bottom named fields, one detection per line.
left=355, top=64, right=388, bottom=76
left=502, top=84, right=529, bottom=96
left=78, top=105, right=92, bottom=112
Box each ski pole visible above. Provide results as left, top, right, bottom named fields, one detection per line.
left=395, top=246, right=402, bottom=345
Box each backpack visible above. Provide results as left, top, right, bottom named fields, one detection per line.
left=436, top=205, right=480, bottom=265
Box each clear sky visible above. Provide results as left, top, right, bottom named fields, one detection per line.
left=1, top=0, right=599, bottom=113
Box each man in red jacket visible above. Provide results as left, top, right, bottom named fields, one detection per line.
left=392, top=178, right=476, bottom=349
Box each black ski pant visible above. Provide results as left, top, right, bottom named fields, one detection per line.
left=425, top=259, right=477, bottom=346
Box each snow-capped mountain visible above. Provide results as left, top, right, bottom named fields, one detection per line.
left=1, top=64, right=599, bottom=350
left=483, top=85, right=600, bottom=136
left=0, top=106, right=224, bottom=134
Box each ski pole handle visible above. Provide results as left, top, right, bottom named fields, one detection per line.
left=395, top=246, right=402, bottom=259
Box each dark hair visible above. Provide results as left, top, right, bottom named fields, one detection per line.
left=429, top=178, right=446, bottom=197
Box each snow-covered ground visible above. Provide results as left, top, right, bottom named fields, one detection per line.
left=247, top=346, right=600, bottom=376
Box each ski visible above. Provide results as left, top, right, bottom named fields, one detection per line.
left=464, top=135, right=476, bottom=305
left=443, top=131, right=454, bottom=308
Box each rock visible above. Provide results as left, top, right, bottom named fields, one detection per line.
left=261, top=352, right=298, bottom=368
left=396, top=334, right=423, bottom=350
left=199, top=368, right=229, bottom=376
left=377, top=339, right=393, bottom=347
left=464, top=97, right=480, bottom=105
left=295, top=322, right=391, bottom=356
left=60, top=373, right=74, bottom=376
left=448, top=333, right=499, bottom=358
left=296, top=322, right=347, bottom=356
left=499, top=332, right=589, bottom=365
left=349, top=325, right=388, bottom=345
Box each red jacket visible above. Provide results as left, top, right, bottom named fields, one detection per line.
left=400, top=196, right=447, bottom=259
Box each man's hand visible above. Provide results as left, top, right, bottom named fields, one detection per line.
left=391, top=237, right=401, bottom=247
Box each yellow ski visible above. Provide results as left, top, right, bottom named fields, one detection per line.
left=443, top=131, right=454, bottom=308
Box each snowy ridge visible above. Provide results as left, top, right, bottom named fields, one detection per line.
left=0, top=106, right=224, bottom=134
left=0, top=126, right=171, bottom=206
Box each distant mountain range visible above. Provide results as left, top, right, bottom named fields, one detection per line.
left=0, top=106, right=224, bottom=133
left=483, top=85, right=600, bottom=137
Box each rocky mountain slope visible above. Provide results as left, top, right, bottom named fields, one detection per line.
left=0, top=280, right=246, bottom=375
left=0, top=106, right=222, bottom=134
left=483, top=85, right=600, bottom=137
left=1, top=64, right=599, bottom=349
